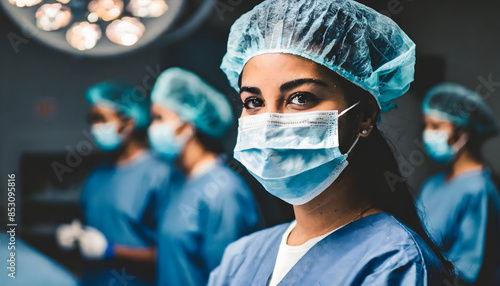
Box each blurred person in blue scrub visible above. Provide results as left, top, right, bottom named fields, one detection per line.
left=418, top=83, right=500, bottom=285
left=208, top=0, right=453, bottom=285
left=148, top=67, right=262, bottom=286
left=55, top=81, right=180, bottom=286
left=0, top=233, right=78, bottom=286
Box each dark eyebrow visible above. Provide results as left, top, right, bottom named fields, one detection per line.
left=239, top=86, right=262, bottom=95
left=280, top=78, right=328, bottom=92
left=239, top=78, right=327, bottom=96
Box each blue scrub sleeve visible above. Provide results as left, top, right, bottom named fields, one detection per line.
left=134, top=166, right=178, bottom=245
left=139, top=183, right=168, bottom=244
left=201, top=187, right=258, bottom=271
left=448, top=192, right=488, bottom=284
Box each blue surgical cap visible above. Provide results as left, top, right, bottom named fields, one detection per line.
left=86, top=81, right=150, bottom=129
left=221, top=0, right=416, bottom=112
left=423, top=83, right=499, bottom=135
left=151, top=67, right=234, bottom=139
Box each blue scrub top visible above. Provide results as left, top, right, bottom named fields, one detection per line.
left=80, top=151, right=180, bottom=285
left=418, top=168, right=500, bottom=285
left=0, top=234, right=79, bottom=286
left=157, top=162, right=262, bottom=286
left=209, top=212, right=449, bottom=285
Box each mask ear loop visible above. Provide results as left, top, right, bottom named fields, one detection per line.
left=119, top=118, right=136, bottom=140
left=338, top=101, right=360, bottom=117
left=174, top=119, right=195, bottom=142
left=337, top=101, right=361, bottom=156
left=346, top=134, right=360, bottom=156
left=452, top=132, right=469, bottom=152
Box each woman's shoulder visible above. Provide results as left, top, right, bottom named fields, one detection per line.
left=212, top=213, right=449, bottom=285
left=345, top=212, right=447, bottom=277
left=350, top=212, right=437, bottom=255
left=309, top=212, right=449, bottom=284
left=224, top=213, right=436, bottom=261
left=225, top=213, right=435, bottom=262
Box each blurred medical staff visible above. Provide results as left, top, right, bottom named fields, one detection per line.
left=56, top=81, right=179, bottom=285
left=418, top=83, right=500, bottom=285
left=0, top=233, right=78, bottom=286
left=148, top=67, right=261, bottom=286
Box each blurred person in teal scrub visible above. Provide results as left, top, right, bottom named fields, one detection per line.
left=148, top=67, right=262, bottom=286
left=55, top=81, right=180, bottom=285
left=418, top=83, right=500, bottom=285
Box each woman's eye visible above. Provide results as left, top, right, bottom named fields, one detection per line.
left=88, top=114, right=106, bottom=124
left=151, top=114, right=162, bottom=122
left=243, top=97, right=264, bottom=110
left=287, top=92, right=318, bottom=106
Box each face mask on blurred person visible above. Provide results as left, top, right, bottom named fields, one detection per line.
left=422, top=129, right=468, bottom=163
left=234, top=102, right=360, bottom=205
left=148, top=120, right=191, bottom=161
left=90, top=122, right=125, bottom=151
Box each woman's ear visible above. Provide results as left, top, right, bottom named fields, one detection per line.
left=449, top=127, right=468, bottom=145
left=120, top=118, right=136, bottom=135
left=358, top=97, right=379, bottom=138
left=176, top=122, right=195, bottom=137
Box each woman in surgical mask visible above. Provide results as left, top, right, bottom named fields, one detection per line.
left=418, top=83, right=500, bottom=285
left=148, top=67, right=262, bottom=286
left=55, top=81, right=179, bottom=286
left=208, top=0, right=453, bottom=285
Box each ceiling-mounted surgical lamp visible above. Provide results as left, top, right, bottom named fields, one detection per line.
left=1, top=0, right=216, bottom=57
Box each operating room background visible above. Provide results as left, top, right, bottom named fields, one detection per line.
left=0, top=0, right=499, bottom=271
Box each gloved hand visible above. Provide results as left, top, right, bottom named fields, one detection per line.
left=55, top=219, right=84, bottom=251
left=78, top=226, right=113, bottom=260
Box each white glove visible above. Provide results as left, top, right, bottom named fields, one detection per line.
left=78, top=226, right=109, bottom=260
left=56, top=219, right=84, bottom=251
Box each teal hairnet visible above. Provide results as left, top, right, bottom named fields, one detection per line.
left=423, top=83, right=499, bottom=135
left=151, top=67, right=234, bottom=139
left=86, top=81, right=150, bottom=129
left=221, top=0, right=416, bottom=112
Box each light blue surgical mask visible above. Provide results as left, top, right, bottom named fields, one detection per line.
left=234, top=102, right=360, bottom=205
left=90, top=122, right=125, bottom=152
left=148, top=121, right=191, bottom=161
left=422, top=129, right=467, bottom=163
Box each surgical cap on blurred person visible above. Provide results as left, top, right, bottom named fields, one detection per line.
left=151, top=67, right=234, bottom=139
left=221, top=0, right=416, bottom=112
left=86, top=81, right=150, bottom=129
left=423, top=83, right=499, bottom=136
